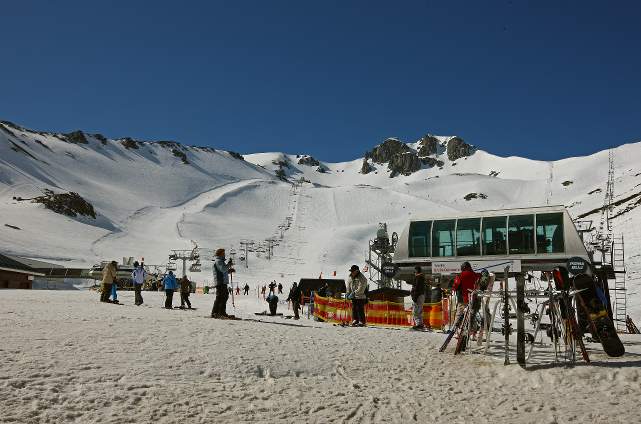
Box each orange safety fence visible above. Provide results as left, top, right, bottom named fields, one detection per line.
left=312, top=294, right=445, bottom=329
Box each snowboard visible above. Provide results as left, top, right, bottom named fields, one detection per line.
left=572, top=272, right=624, bottom=357
left=552, top=268, right=590, bottom=363
left=502, top=278, right=511, bottom=365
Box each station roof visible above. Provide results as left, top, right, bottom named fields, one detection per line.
left=0, top=253, right=45, bottom=275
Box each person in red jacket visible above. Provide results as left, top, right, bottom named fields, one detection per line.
left=452, top=262, right=480, bottom=316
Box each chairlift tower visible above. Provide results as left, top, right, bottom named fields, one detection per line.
left=168, top=242, right=201, bottom=277
left=239, top=239, right=255, bottom=269
left=366, top=223, right=399, bottom=289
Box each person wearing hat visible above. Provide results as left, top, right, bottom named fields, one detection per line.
left=211, top=248, right=233, bottom=318
left=131, top=260, right=146, bottom=306
left=410, top=266, right=427, bottom=330
left=100, top=261, right=118, bottom=303
left=347, top=265, right=368, bottom=326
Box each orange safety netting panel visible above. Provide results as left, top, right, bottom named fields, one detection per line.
left=312, top=295, right=445, bottom=329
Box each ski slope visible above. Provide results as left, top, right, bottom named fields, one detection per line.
left=1, top=121, right=641, bottom=321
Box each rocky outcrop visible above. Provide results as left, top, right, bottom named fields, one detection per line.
left=172, top=148, right=189, bottom=164
left=120, top=137, right=139, bottom=150
left=420, top=157, right=444, bottom=168
left=365, top=138, right=410, bottom=163
left=227, top=151, right=244, bottom=161
left=32, top=189, right=96, bottom=219
left=64, top=130, right=88, bottom=144
left=388, top=152, right=422, bottom=177
left=93, top=133, right=108, bottom=145
left=360, top=158, right=373, bottom=174
left=446, top=137, right=474, bottom=161
left=464, top=193, right=488, bottom=201
left=298, top=155, right=320, bottom=167
left=417, top=135, right=438, bottom=157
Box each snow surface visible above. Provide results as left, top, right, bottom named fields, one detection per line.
left=1, top=290, right=640, bottom=423
left=1, top=122, right=641, bottom=324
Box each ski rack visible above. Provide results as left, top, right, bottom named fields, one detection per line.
left=453, top=274, right=590, bottom=367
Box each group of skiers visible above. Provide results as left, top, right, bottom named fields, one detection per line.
left=99, top=260, right=193, bottom=309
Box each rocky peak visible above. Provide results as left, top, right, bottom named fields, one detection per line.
left=298, top=155, right=320, bottom=167
left=446, top=136, right=474, bottom=161
left=417, top=134, right=438, bottom=157
left=365, top=138, right=410, bottom=164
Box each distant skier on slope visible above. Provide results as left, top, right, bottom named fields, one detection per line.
left=267, top=292, right=279, bottom=315
left=410, top=266, right=427, bottom=330
left=132, top=261, right=146, bottom=306
left=286, top=282, right=302, bottom=320
left=269, top=281, right=277, bottom=294
left=347, top=265, right=368, bottom=326
left=211, top=248, right=233, bottom=318
left=277, top=282, right=283, bottom=294
left=100, top=261, right=117, bottom=303
left=243, top=283, right=250, bottom=295
left=163, top=271, right=177, bottom=309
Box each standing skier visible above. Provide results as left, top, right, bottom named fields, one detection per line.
left=269, top=281, right=277, bottom=294
left=243, top=283, right=250, bottom=295
left=100, top=261, right=117, bottom=303
left=163, top=271, right=177, bottom=309
left=179, top=276, right=192, bottom=309
left=277, top=282, right=283, bottom=294
left=451, top=262, right=480, bottom=317
left=286, top=282, right=302, bottom=319
left=347, top=265, right=368, bottom=326
left=131, top=261, right=146, bottom=306
left=211, top=248, right=233, bottom=318
left=411, top=266, right=427, bottom=330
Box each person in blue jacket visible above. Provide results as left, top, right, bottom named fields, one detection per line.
left=163, top=271, right=177, bottom=309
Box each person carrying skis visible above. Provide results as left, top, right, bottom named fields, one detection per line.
left=163, top=271, right=177, bottom=309
left=211, top=248, right=233, bottom=318
left=179, top=276, right=192, bottom=309
left=347, top=265, right=368, bottom=326
left=100, top=261, right=117, bottom=303
left=286, top=282, right=302, bottom=319
left=451, top=262, right=480, bottom=317
left=410, top=266, right=427, bottom=330
left=131, top=261, right=146, bottom=306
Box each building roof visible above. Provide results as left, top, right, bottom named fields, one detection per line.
left=0, top=253, right=44, bottom=275
left=6, top=255, right=64, bottom=270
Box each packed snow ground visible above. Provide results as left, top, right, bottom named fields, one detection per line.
left=2, top=290, right=641, bottom=424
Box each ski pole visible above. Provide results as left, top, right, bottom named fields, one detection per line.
left=230, top=268, right=235, bottom=308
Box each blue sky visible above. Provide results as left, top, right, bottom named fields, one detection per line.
left=1, top=1, right=640, bottom=161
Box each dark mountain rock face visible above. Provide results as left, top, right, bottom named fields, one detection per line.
left=446, top=137, right=474, bottom=161
left=420, top=157, right=444, bottom=168
left=365, top=138, right=411, bottom=164
left=298, top=155, right=320, bottom=167
left=388, top=152, right=422, bottom=177
left=417, top=135, right=438, bottom=157
left=64, top=131, right=88, bottom=144
left=360, top=158, right=373, bottom=174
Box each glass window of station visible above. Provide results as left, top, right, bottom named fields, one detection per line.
left=536, top=213, right=564, bottom=253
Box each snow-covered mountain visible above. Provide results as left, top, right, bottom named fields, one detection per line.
left=1, top=120, right=640, bottom=318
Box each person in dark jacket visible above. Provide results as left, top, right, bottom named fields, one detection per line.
left=268, top=281, right=277, bottom=294
left=211, top=248, right=233, bottom=318
left=163, top=271, right=177, bottom=309
left=286, top=282, right=302, bottom=319
left=277, top=282, right=283, bottom=294
left=179, top=276, right=192, bottom=309
left=243, top=283, right=250, bottom=295
left=267, top=292, right=279, bottom=315
left=411, top=266, right=427, bottom=330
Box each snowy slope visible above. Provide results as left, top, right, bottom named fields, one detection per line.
left=1, top=120, right=640, bottom=320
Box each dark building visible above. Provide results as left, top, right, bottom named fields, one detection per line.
left=0, top=253, right=44, bottom=289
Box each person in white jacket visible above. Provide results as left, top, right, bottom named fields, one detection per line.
left=131, top=261, right=146, bottom=306
left=347, top=265, right=368, bottom=326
